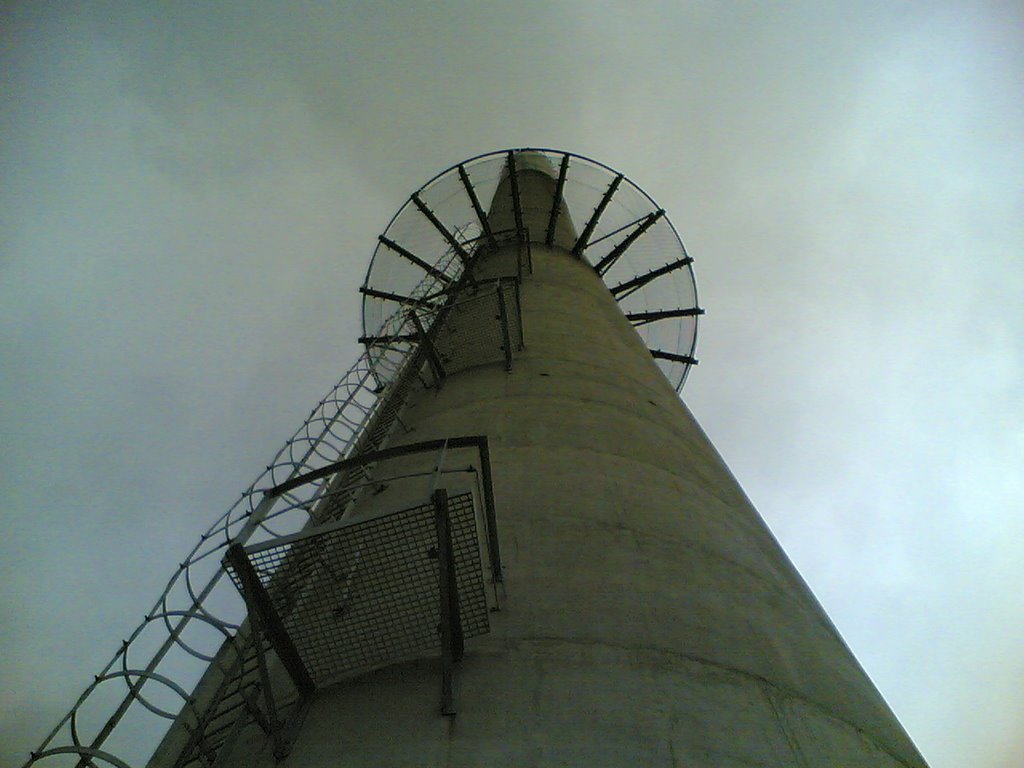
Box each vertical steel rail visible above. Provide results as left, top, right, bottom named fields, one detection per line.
left=496, top=281, right=513, bottom=373
left=225, top=544, right=315, bottom=698
left=545, top=153, right=570, bottom=246
left=505, top=151, right=524, bottom=237
left=572, top=173, right=623, bottom=256
left=433, top=489, right=458, bottom=716
left=458, top=164, right=497, bottom=252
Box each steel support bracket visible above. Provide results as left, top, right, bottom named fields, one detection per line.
left=358, top=333, right=419, bottom=345
left=458, top=164, right=497, bottom=252
left=627, top=307, right=705, bottom=325
left=609, top=254, right=694, bottom=299
left=505, top=151, right=524, bottom=237
left=224, top=545, right=316, bottom=699
left=433, top=489, right=464, bottom=717
left=360, top=286, right=437, bottom=309
left=650, top=348, right=698, bottom=366
left=378, top=235, right=453, bottom=284
left=412, top=194, right=471, bottom=266
left=594, top=209, right=665, bottom=276
left=496, top=282, right=514, bottom=373
left=573, top=173, right=623, bottom=256
left=545, top=153, right=570, bottom=246
left=408, top=311, right=446, bottom=388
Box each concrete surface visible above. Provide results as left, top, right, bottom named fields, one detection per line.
left=172, top=154, right=928, bottom=767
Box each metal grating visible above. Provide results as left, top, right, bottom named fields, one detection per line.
left=230, top=492, right=489, bottom=687
left=433, top=281, right=522, bottom=375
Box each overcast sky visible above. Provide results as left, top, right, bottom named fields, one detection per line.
left=2, top=3, right=1021, bottom=767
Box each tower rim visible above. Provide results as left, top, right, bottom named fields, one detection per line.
left=360, top=148, right=703, bottom=392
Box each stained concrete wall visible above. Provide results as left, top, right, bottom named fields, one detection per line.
left=212, top=157, right=928, bottom=767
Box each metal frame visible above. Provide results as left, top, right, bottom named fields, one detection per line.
left=223, top=545, right=314, bottom=760
left=358, top=333, right=418, bottom=345
left=593, top=209, right=666, bottom=275
left=408, top=310, right=446, bottom=387
left=268, top=435, right=502, bottom=584
left=22, top=251, right=470, bottom=768
left=360, top=286, right=437, bottom=309
left=627, top=307, right=705, bottom=325
left=225, top=545, right=315, bottom=698
left=220, top=479, right=489, bottom=728
left=545, top=153, right=570, bottom=246
left=505, top=150, right=524, bottom=236
left=361, top=148, right=701, bottom=391
left=496, top=280, right=514, bottom=373
left=412, top=193, right=471, bottom=265
left=458, top=163, right=497, bottom=251
left=378, top=234, right=454, bottom=284
left=609, top=255, right=694, bottom=299
left=572, top=173, right=623, bottom=256
left=651, top=349, right=698, bottom=366
left=28, top=147, right=700, bottom=768
left=432, top=489, right=463, bottom=716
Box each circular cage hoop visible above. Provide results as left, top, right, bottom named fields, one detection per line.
left=71, top=669, right=196, bottom=731
left=361, top=148, right=700, bottom=391
left=27, top=746, right=134, bottom=768
left=142, top=608, right=240, bottom=665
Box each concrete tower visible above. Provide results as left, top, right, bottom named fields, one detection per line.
left=25, top=150, right=928, bottom=768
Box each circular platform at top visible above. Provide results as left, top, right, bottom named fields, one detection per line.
left=361, top=149, right=701, bottom=391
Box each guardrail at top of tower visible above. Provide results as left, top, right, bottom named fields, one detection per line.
left=360, top=149, right=702, bottom=392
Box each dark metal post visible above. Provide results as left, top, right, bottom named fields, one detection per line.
left=608, top=254, right=694, bottom=299
left=572, top=173, right=623, bottom=256
left=458, top=164, right=497, bottom=251
left=593, top=209, right=665, bottom=275
left=505, top=151, right=524, bottom=236
left=378, top=235, right=453, bottom=283
left=496, top=282, right=513, bottom=372
left=224, top=544, right=315, bottom=699
left=626, top=307, right=705, bottom=325
left=545, top=152, right=570, bottom=245
left=476, top=439, right=503, bottom=583
left=408, top=311, right=446, bottom=386
left=433, top=489, right=461, bottom=716
left=412, top=194, right=471, bottom=265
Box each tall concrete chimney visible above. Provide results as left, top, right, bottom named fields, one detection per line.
left=26, top=150, right=928, bottom=768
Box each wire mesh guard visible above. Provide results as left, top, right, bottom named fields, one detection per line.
left=432, top=281, right=523, bottom=376
left=17, top=280, right=468, bottom=768
left=362, top=149, right=701, bottom=391
left=227, top=492, right=490, bottom=687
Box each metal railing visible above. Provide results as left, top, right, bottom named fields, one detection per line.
left=22, top=224, right=534, bottom=768
left=22, top=246, right=466, bottom=768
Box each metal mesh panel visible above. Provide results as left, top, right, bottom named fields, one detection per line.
left=471, top=236, right=531, bottom=283
left=362, top=149, right=700, bottom=391
left=232, top=492, right=488, bottom=687
left=461, top=155, right=505, bottom=227
left=433, top=282, right=522, bottom=375
left=587, top=217, right=699, bottom=387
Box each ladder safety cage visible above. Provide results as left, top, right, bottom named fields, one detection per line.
left=20, top=229, right=480, bottom=768
left=24, top=148, right=698, bottom=768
